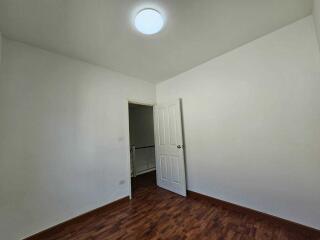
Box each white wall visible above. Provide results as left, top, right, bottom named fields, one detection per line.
left=0, top=38, right=155, bottom=240
left=129, top=105, right=155, bottom=175
left=157, top=16, right=320, bottom=229
left=314, top=0, right=320, bottom=46
left=0, top=32, right=2, bottom=65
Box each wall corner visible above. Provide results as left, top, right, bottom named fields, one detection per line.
left=313, top=0, right=320, bottom=50
left=0, top=32, right=2, bottom=65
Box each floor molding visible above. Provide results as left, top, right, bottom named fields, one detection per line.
left=23, top=190, right=320, bottom=239
left=136, top=167, right=156, bottom=176
left=24, top=196, right=130, bottom=240
left=187, top=190, right=320, bottom=238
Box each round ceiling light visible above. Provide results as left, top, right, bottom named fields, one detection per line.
left=134, top=9, right=164, bottom=35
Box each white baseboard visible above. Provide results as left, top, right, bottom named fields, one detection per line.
left=136, top=168, right=156, bottom=176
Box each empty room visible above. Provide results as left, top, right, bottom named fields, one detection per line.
left=1, top=0, right=320, bottom=239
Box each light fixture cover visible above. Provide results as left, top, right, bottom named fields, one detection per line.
left=135, top=9, right=164, bottom=35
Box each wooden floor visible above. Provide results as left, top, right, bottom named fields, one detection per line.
left=31, top=171, right=320, bottom=240
left=131, top=170, right=157, bottom=193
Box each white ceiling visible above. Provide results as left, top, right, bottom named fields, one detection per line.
left=0, top=0, right=313, bottom=83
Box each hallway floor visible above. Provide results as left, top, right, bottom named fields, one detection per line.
left=131, top=170, right=157, bottom=194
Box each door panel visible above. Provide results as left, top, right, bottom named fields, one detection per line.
left=159, top=154, right=168, bottom=181
left=171, top=156, right=180, bottom=184
left=154, top=100, right=186, bottom=196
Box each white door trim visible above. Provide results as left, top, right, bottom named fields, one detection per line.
left=124, top=99, right=155, bottom=199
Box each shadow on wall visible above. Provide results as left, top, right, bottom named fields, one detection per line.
left=314, top=0, right=320, bottom=48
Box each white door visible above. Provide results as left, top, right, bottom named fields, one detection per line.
left=154, top=100, right=186, bottom=196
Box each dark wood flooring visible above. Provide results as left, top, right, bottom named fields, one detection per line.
left=131, top=170, right=157, bottom=194
left=28, top=171, right=320, bottom=240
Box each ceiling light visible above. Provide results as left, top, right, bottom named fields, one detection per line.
left=134, top=9, right=164, bottom=35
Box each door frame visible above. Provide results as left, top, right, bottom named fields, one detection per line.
left=124, top=99, right=156, bottom=199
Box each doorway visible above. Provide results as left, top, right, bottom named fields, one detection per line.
left=128, top=103, right=157, bottom=196
left=127, top=99, right=187, bottom=198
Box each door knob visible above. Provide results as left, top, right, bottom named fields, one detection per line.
left=177, top=145, right=182, bottom=149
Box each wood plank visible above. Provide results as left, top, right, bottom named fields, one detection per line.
left=25, top=172, right=320, bottom=240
